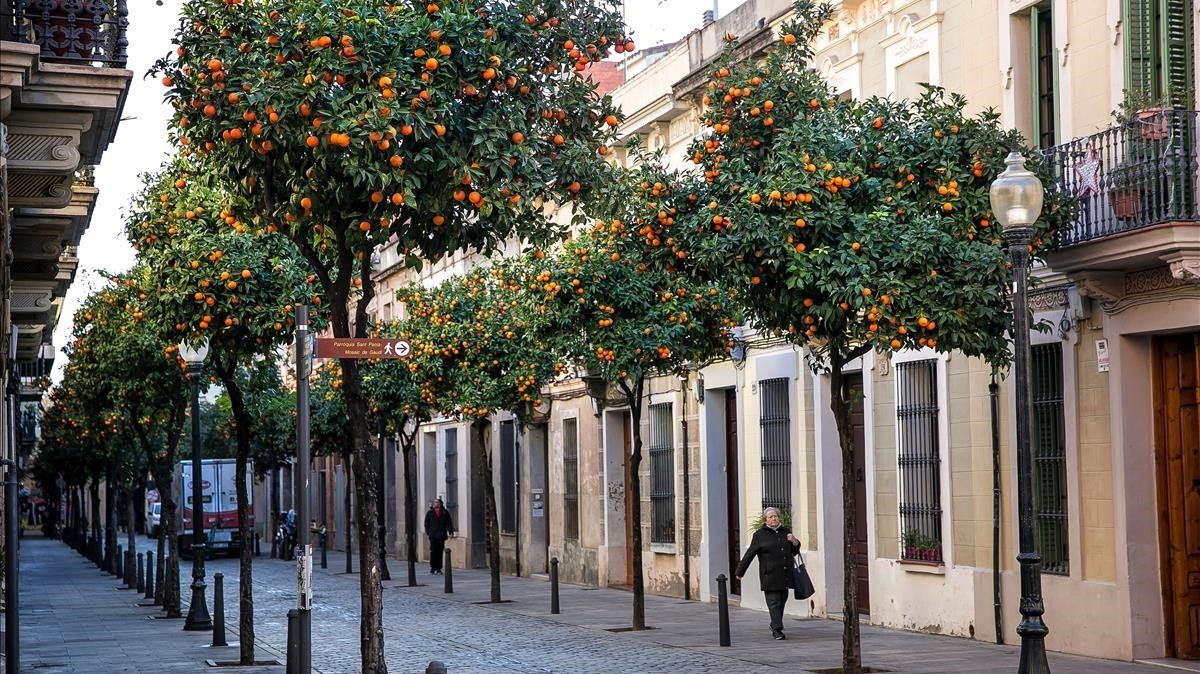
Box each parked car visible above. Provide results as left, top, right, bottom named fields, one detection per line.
left=147, top=502, right=162, bottom=538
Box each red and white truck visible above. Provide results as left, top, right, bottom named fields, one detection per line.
left=176, top=458, right=253, bottom=555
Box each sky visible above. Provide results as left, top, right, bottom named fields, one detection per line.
left=49, top=0, right=736, bottom=381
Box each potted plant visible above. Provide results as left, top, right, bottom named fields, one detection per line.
left=902, top=530, right=921, bottom=561
left=1108, top=160, right=1144, bottom=220
left=1112, top=88, right=1188, bottom=141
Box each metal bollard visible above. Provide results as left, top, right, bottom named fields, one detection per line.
left=137, top=553, right=145, bottom=594
left=716, top=574, right=731, bottom=647
left=145, top=551, right=155, bottom=601
left=425, top=661, right=448, bottom=674
left=212, top=573, right=227, bottom=647
left=125, top=549, right=137, bottom=588
left=115, top=544, right=124, bottom=579
left=550, top=557, right=560, bottom=615
left=320, top=533, right=327, bottom=569
left=154, top=553, right=164, bottom=605
left=286, top=609, right=299, bottom=674
left=443, top=548, right=453, bottom=593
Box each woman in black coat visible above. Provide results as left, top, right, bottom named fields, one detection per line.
left=735, top=507, right=801, bottom=640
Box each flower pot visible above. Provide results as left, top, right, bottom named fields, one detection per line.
left=1110, top=187, right=1141, bottom=220
left=1135, top=107, right=1171, bottom=140
left=904, top=546, right=918, bottom=560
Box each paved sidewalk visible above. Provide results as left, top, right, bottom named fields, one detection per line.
left=13, top=533, right=281, bottom=673
left=16, top=531, right=1195, bottom=673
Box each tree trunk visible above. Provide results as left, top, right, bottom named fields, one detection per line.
left=218, top=362, right=257, bottom=665
left=830, top=362, right=862, bottom=674
left=376, top=419, right=391, bottom=581
left=89, top=481, right=101, bottom=563
left=125, top=486, right=137, bottom=586
left=105, top=465, right=117, bottom=574
left=344, top=453, right=353, bottom=572
left=164, top=500, right=182, bottom=618
left=473, top=419, right=501, bottom=603
left=156, top=518, right=166, bottom=606
left=622, top=378, right=647, bottom=630
left=401, top=430, right=417, bottom=586
left=339, top=357, right=386, bottom=673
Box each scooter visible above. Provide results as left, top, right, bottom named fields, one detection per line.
left=275, top=514, right=297, bottom=561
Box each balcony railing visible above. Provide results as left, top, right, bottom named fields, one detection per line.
left=0, top=0, right=128, bottom=67
left=1039, top=108, right=1199, bottom=247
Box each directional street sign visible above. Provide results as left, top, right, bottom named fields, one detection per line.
left=313, top=338, right=411, bottom=359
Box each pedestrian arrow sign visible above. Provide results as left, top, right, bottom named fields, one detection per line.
left=314, top=338, right=411, bottom=359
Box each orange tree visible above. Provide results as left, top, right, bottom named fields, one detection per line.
left=125, top=160, right=317, bottom=664
left=662, top=3, right=1073, bottom=670
left=539, top=169, right=741, bottom=627
left=153, top=2, right=626, bottom=663
left=398, top=259, right=564, bottom=603
left=361, top=319, right=442, bottom=586
left=40, top=358, right=118, bottom=566
left=55, top=277, right=192, bottom=615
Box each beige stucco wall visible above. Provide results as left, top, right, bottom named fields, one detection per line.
left=1074, top=324, right=1116, bottom=581
left=873, top=362, right=900, bottom=560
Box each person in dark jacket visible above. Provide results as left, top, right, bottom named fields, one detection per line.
left=736, top=507, right=801, bottom=640
left=424, top=498, right=455, bottom=574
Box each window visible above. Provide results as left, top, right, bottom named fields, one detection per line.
left=1032, top=343, right=1069, bottom=575
left=1125, top=0, right=1194, bottom=103
left=500, top=420, right=516, bottom=534
left=760, top=378, right=792, bottom=512
left=897, top=359, right=943, bottom=562
left=1031, top=3, right=1058, bottom=148
left=895, top=53, right=930, bottom=102
left=562, top=418, right=579, bottom=541
left=444, top=428, right=458, bottom=515
left=648, top=404, right=676, bottom=544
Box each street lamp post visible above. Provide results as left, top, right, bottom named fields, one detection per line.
left=179, top=338, right=213, bottom=632
left=989, top=150, right=1050, bottom=674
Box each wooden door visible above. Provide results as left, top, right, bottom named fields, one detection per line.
left=848, top=373, right=870, bottom=614
left=725, top=390, right=741, bottom=595
left=1156, top=334, right=1200, bottom=658
left=623, top=412, right=634, bottom=588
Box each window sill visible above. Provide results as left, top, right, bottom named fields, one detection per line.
left=898, top=559, right=945, bottom=575
left=650, top=542, right=678, bottom=555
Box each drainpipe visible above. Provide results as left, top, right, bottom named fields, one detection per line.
left=680, top=372, right=691, bottom=601
left=990, top=378, right=1004, bottom=645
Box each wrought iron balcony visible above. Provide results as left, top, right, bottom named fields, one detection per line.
left=0, top=0, right=128, bottom=67
left=1039, top=108, right=1199, bottom=248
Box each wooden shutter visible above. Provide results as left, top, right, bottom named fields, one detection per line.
left=1126, top=0, right=1159, bottom=96
left=1162, top=0, right=1194, bottom=104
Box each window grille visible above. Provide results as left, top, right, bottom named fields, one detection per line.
left=1032, top=343, right=1069, bottom=575
left=444, top=428, right=458, bottom=516
left=759, top=378, right=792, bottom=512
left=648, top=403, right=676, bottom=544
left=897, top=360, right=943, bottom=562
left=500, top=420, right=516, bottom=534
left=563, top=418, right=579, bottom=541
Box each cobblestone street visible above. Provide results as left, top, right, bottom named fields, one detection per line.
left=149, top=536, right=1184, bottom=674
left=17, top=533, right=1197, bottom=673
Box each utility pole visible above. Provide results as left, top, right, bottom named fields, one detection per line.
left=294, top=306, right=312, bottom=673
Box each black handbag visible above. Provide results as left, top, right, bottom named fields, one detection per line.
left=792, top=552, right=816, bottom=600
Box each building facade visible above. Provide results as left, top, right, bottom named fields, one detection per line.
left=1, top=0, right=132, bottom=545
left=297, top=0, right=1199, bottom=664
